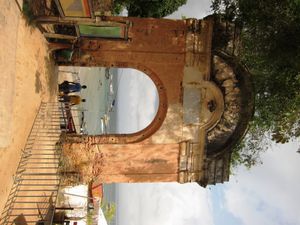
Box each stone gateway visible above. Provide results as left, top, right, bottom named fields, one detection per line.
left=41, top=13, right=254, bottom=186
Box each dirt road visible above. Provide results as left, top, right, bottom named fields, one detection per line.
left=0, top=0, right=58, bottom=212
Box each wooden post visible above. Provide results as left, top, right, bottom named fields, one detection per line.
left=48, top=42, right=73, bottom=52
left=44, top=33, right=77, bottom=40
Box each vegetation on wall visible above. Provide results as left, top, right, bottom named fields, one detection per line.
left=211, top=0, right=300, bottom=169
left=22, top=0, right=36, bottom=25
left=101, top=201, right=116, bottom=222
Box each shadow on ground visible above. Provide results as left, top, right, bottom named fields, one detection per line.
left=45, top=56, right=58, bottom=98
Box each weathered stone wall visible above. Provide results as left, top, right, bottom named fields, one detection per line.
left=59, top=16, right=253, bottom=185
left=62, top=142, right=179, bottom=183
left=60, top=16, right=218, bottom=184
left=64, top=17, right=214, bottom=145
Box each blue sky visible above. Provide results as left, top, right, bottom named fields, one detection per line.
left=114, top=1, right=300, bottom=225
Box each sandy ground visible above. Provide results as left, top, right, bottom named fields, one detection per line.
left=0, top=0, right=58, bottom=212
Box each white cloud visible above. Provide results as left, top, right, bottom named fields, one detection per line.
left=117, top=69, right=158, bottom=133
left=224, top=141, right=300, bottom=225
left=168, top=0, right=212, bottom=19
left=117, top=183, right=214, bottom=225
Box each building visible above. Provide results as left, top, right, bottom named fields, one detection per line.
left=37, top=0, right=254, bottom=187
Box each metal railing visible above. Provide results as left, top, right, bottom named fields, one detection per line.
left=0, top=101, right=82, bottom=225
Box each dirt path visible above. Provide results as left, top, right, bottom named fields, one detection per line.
left=0, top=0, right=58, bottom=212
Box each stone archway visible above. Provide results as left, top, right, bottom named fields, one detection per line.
left=66, top=63, right=168, bottom=144
left=49, top=15, right=254, bottom=186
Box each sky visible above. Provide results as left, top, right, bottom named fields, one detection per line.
left=116, top=69, right=159, bottom=134
left=114, top=1, right=300, bottom=225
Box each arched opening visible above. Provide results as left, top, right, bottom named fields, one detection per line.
left=60, top=66, right=165, bottom=142
left=114, top=68, right=159, bottom=134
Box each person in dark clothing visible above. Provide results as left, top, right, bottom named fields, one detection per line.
left=59, top=81, right=87, bottom=94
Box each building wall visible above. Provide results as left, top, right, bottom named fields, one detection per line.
left=62, top=16, right=218, bottom=184
left=92, top=144, right=180, bottom=183
left=66, top=16, right=214, bottom=144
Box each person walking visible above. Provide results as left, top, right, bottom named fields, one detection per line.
left=59, top=80, right=87, bottom=94
left=60, top=94, right=86, bottom=106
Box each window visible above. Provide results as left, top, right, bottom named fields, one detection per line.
left=79, top=25, right=123, bottom=39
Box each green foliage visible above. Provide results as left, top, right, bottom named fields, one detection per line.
left=211, top=0, right=300, bottom=168
left=112, top=2, right=124, bottom=15
left=86, top=210, right=93, bottom=225
left=230, top=124, right=268, bottom=170
left=101, top=201, right=116, bottom=222
left=113, top=0, right=187, bottom=17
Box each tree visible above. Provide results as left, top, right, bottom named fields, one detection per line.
left=113, top=0, right=187, bottom=17
left=211, top=0, right=300, bottom=168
